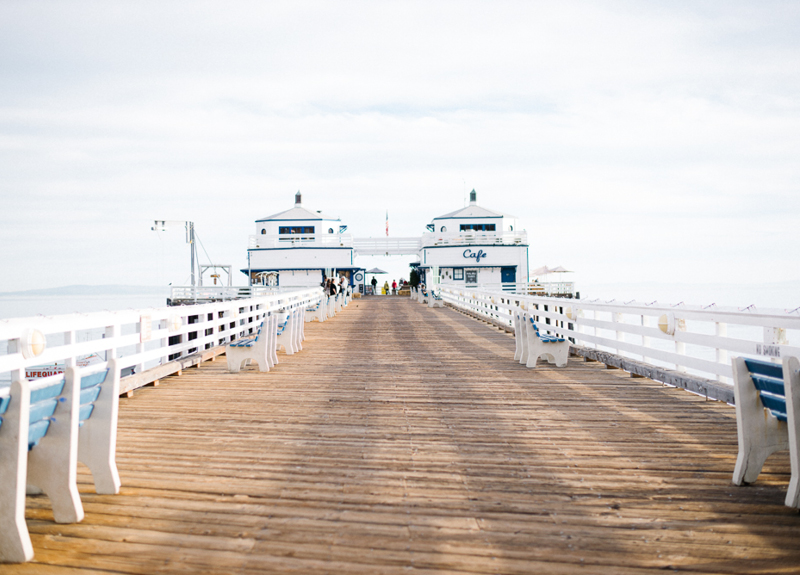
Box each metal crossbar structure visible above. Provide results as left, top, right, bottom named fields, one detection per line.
left=438, top=284, right=800, bottom=385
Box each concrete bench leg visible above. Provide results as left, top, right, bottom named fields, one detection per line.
left=732, top=356, right=789, bottom=486
left=785, top=356, right=800, bottom=507
left=513, top=311, right=525, bottom=362
left=76, top=361, right=121, bottom=495
left=26, top=372, right=84, bottom=525
left=519, top=312, right=530, bottom=365
left=0, top=380, right=34, bottom=563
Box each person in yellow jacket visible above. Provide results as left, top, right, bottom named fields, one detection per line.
left=383, top=280, right=389, bottom=295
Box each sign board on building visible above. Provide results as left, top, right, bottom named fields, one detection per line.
left=465, top=269, right=478, bottom=284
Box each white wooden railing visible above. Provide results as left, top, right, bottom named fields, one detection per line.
left=420, top=230, right=527, bottom=247
left=169, top=285, right=283, bottom=302
left=0, top=288, right=323, bottom=387
left=249, top=234, right=352, bottom=249
left=438, top=285, right=800, bottom=385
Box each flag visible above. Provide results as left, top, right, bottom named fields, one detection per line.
left=385, top=210, right=388, bottom=236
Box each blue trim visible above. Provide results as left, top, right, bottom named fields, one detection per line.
left=418, top=264, right=516, bottom=270
left=242, top=267, right=362, bottom=273
left=420, top=243, right=529, bottom=249
left=248, top=246, right=354, bottom=252
left=431, top=216, right=503, bottom=221
left=255, top=217, right=341, bottom=222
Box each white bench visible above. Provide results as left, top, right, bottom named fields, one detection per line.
left=327, top=295, right=336, bottom=318
left=0, top=360, right=120, bottom=563
left=420, top=289, right=430, bottom=304
left=226, top=316, right=276, bottom=373
left=305, top=301, right=325, bottom=323
left=732, top=356, right=800, bottom=507
left=275, top=311, right=297, bottom=355
left=524, top=315, right=568, bottom=368
left=428, top=291, right=444, bottom=308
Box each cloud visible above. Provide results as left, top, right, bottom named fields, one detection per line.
left=0, top=0, right=798, bottom=293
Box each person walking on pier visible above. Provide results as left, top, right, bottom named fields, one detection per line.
left=391, top=279, right=397, bottom=295
left=371, top=276, right=378, bottom=294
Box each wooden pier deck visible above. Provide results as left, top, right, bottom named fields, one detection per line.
left=10, top=298, right=800, bottom=574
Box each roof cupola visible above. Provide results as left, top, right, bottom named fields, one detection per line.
left=295, top=191, right=302, bottom=205
left=469, top=189, right=477, bottom=205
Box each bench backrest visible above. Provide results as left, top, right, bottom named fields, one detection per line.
left=77, top=369, right=110, bottom=426
left=743, top=358, right=787, bottom=421
left=0, top=367, right=108, bottom=451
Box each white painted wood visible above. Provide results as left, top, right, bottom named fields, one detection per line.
left=784, top=356, right=800, bottom=508
left=438, top=285, right=799, bottom=385
left=76, top=361, right=121, bottom=494
left=0, top=379, right=34, bottom=563
left=26, top=371, right=83, bottom=524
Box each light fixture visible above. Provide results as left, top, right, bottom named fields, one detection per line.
left=20, top=328, right=46, bottom=359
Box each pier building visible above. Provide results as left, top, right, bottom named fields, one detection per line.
left=245, top=192, right=363, bottom=289
left=244, top=189, right=530, bottom=293
left=416, top=189, right=529, bottom=288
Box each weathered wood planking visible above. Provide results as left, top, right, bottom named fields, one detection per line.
left=9, top=297, right=800, bottom=574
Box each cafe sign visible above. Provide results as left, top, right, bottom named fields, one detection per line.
left=463, top=248, right=487, bottom=263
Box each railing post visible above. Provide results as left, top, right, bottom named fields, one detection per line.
left=641, top=315, right=650, bottom=363
left=674, top=318, right=687, bottom=373
left=715, top=322, right=728, bottom=382
left=105, top=324, right=118, bottom=361
left=64, top=330, right=76, bottom=368
left=612, top=311, right=623, bottom=356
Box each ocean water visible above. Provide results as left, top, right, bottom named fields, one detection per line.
left=0, top=294, right=169, bottom=320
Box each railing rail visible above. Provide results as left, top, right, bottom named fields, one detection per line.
left=0, top=288, right=323, bottom=388
left=249, top=234, right=353, bottom=249
left=169, top=285, right=285, bottom=302
left=437, top=285, right=800, bottom=385
left=421, top=230, right=528, bottom=247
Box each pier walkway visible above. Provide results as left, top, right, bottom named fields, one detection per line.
left=10, top=298, right=800, bottom=574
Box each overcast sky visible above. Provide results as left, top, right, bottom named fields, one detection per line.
left=1, top=1, right=798, bottom=296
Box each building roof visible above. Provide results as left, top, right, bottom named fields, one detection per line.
left=257, top=192, right=339, bottom=222
left=256, top=205, right=339, bottom=222
left=433, top=204, right=512, bottom=220
left=432, top=189, right=516, bottom=220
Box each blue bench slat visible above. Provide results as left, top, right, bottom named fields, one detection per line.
left=80, top=385, right=102, bottom=407
left=80, top=370, right=108, bottom=389
left=0, top=395, right=8, bottom=414
left=29, top=398, right=58, bottom=425
left=759, top=393, right=788, bottom=420
left=79, top=403, right=95, bottom=422
left=745, top=358, right=783, bottom=380
left=28, top=419, right=51, bottom=449
left=751, top=374, right=785, bottom=397
left=30, top=381, right=64, bottom=404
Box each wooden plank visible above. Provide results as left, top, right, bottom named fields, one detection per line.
left=13, top=298, right=800, bottom=573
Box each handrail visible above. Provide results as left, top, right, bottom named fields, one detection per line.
left=0, top=288, right=323, bottom=388
left=420, top=230, right=527, bottom=247
left=249, top=234, right=353, bottom=249
left=438, top=285, right=800, bottom=385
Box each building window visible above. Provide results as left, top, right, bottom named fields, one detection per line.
left=453, top=268, right=464, bottom=280
left=261, top=229, right=266, bottom=234
left=460, top=223, right=496, bottom=232
left=328, top=228, right=334, bottom=234
left=279, top=226, right=315, bottom=234
left=440, top=226, right=447, bottom=232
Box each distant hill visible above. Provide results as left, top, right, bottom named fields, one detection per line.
left=0, top=285, right=170, bottom=297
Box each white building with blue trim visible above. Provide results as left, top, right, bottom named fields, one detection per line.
left=243, top=190, right=528, bottom=291
left=416, top=189, right=528, bottom=287
left=245, top=192, right=361, bottom=287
